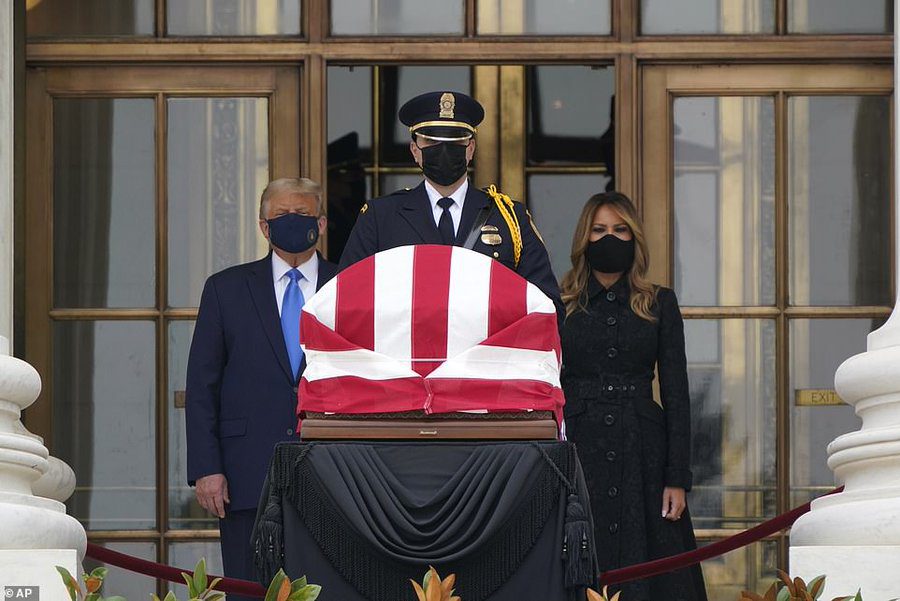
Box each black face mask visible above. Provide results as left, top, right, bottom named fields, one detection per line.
left=586, top=235, right=635, bottom=274
left=266, top=213, right=319, bottom=254
left=418, top=142, right=469, bottom=186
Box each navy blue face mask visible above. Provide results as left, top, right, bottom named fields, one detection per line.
left=266, top=213, right=320, bottom=254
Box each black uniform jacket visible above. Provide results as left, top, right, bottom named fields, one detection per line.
left=338, top=180, right=563, bottom=317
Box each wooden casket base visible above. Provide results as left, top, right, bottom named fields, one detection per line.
left=301, top=410, right=558, bottom=440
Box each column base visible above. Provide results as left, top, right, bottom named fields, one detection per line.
left=790, top=545, right=900, bottom=600
left=0, top=549, right=78, bottom=599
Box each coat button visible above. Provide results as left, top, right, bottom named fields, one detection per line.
left=292, top=386, right=299, bottom=395
left=606, top=451, right=617, bottom=462
left=607, top=385, right=614, bottom=392
left=607, top=347, right=618, bottom=358
left=606, top=291, right=616, bottom=302
left=629, top=385, right=635, bottom=391
left=286, top=428, right=294, bottom=436
left=608, top=486, right=619, bottom=498
left=606, top=316, right=617, bottom=326
left=603, top=414, right=615, bottom=426
left=609, top=522, right=619, bottom=534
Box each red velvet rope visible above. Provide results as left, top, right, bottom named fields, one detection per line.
left=600, top=486, right=843, bottom=585
left=85, top=486, right=843, bottom=594
left=85, top=543, right=266, bottom=598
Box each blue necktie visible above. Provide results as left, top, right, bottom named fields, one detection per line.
left=281, top=269, right=305, bottom=379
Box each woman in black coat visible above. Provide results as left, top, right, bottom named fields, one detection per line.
left=560, top=192, right=707, bottom=601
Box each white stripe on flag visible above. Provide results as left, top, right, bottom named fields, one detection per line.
left=526, top=281, right=555, bottom=315
left=374, top=246, right=413, bottom=360
left=428, top=344, right=561, bottom=387
left=304, top=280, right=336, bottom=331
left=447, top=247, right=491, bottom=359
left=302, top=348, right=420, bottom=382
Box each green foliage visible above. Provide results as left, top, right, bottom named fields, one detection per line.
left=57, top=558, right=319, bottom=601
left=739, top=572, right=863, bottom=601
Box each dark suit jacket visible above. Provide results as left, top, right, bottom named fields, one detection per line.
left=185, top=251, right=338, bottom=511
left=338, top=181, right=563, bottom=316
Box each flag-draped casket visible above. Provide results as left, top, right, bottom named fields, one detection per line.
left=297, top=244, right=564, bottom=425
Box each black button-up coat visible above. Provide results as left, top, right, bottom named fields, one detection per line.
left=561, top=276, right=707, bottom=601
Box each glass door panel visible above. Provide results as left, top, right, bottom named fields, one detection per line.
left=642, top=64, right=894, bottom=580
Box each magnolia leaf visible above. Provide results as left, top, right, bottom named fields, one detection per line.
left=277, top=576, right=292, bottom=601
left=205, top=577, right=223, bottom=595
left=163, top=592, right=179, bottom=601
left=807, top=577, right=826, bottom=601
left=291, top=576, right=308, bottom=590
left=83, top=593, right=100, bottom=601
left=740, top=591, right=765, bottom=601
left=450, top=597, right=461, bottom=601
left=777, top=584, right=792, bottom=601
left=104, top=597, right=128, bottom=601
left=795, top=577, right=809, bottom=595
left=151, top=595, right=163, bottom=601
left=854, top=589, right=863, bottom=601
left=441, top=573, right=456, bottom=595
left=183, top=574, right=195, bottom=592
left=205, top=593, right=226, bottom=601
left=411, top=579, right=427, bottom=601
left=192, top=558, right=208, bottom=597
left=265, top=570, right=288, bottom=601
left=88, top=567, right=109, bottom=580
left=586, top=589, right=604, bottom=601
left=610, top=590, right=621, bottom=601
left=289, top=585, right=322, bottom=601
left=778, top=570, right=793, bottom=589
left=55, top=566, right=81, bottom=601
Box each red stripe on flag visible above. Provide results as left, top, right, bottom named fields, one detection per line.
left=488, top=261, right=527, bottom=337
left=300, top=313, right=362, bottom=352
left=427, top=377, right=564, bottom=420
left=480, top=311, right=562, bottom=358
left=411, top=245, right=452, bottom=377
left=335, top=255, right=375, bottom=351
left=299, top=375, right=426, bottom=414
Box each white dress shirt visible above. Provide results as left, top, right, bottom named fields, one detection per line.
left=272, top=251, right=319, bottom=316
left=424, top=178, right=468, bottom=236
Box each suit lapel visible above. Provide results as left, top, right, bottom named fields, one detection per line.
left=399, top=182, right=442, bottom=244
left=455, top=184, right=490, bottom=244
left=247, top=254, right=293, bottom=382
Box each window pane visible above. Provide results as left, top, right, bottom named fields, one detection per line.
left=27, top=0, right=154, bottom=37
left=789, top=0, right=892, bottom=33
left=788, top=96, right=892, bottom=307
left=331, top=0, right=464, bottom=35
left=527, top=174, right=610, bottom=281
left=167, top=98, right=270, bottom=308
left=686, top=319, right=777, bottom=529
left=83, top=543, right=156, bottom=599
left=699, top=539, right=778, bottom=600
left=380, top=66, right=471, bottom=165
left=328, top=66, right=373, bottom=261
left=527, top=65, right=615, bottom=166
left=673, top=96, right=776, bottom=307
left=167, top=320, right=217, bottom=530
left=53, top=321, right=156, bottom=530
left=641, top=0, right=775, bottom=34
left=53, top=98, right=156, bottom=309
left=167, top=0, right=301, bottom=36
left=478, top=0, right=610, bottom=35
left=790, top=319, right=880, bottom=507
left=380, top=173, right=425, bottom=195
left=168, top=542, right=224, bottom=596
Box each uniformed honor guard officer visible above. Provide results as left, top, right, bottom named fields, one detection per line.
left=338, top=90, right=563, bottom=317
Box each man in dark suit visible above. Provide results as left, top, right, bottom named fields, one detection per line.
left=339, top=90, right=563, bottom=317
left=186, top=177, right=337, bottom=595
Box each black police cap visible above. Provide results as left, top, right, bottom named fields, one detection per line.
left=399, top=91, right=485, bottom=142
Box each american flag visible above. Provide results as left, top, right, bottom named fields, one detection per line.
left=297, top=245, right=564, bottom=423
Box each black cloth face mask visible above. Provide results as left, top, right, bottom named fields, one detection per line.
left=266, top=213, right=320, bottom=254
left=586, top=234, right=635, bottom=274
left=418, top=141, right=469, bottom=186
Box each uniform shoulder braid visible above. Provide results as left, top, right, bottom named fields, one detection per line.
left=483, top=184, right=523, bottom=268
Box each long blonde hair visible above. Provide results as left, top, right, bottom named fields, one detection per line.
left=560, top=192, right=658, bottom=321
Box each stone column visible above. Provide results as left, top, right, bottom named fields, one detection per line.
left=0, top=0, right=13, bottom=344
left=0, top=337, right=86, bottom=595
left=789, top=4, right=900, bottom=596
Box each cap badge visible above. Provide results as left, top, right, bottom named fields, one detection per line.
left=439, top=92, right=455, bottom=119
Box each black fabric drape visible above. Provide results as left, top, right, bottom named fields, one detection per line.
left=252, top=441, right=596, bottom=601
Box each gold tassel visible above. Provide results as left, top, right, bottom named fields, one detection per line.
left=485, top=184, right=522, bottom=267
